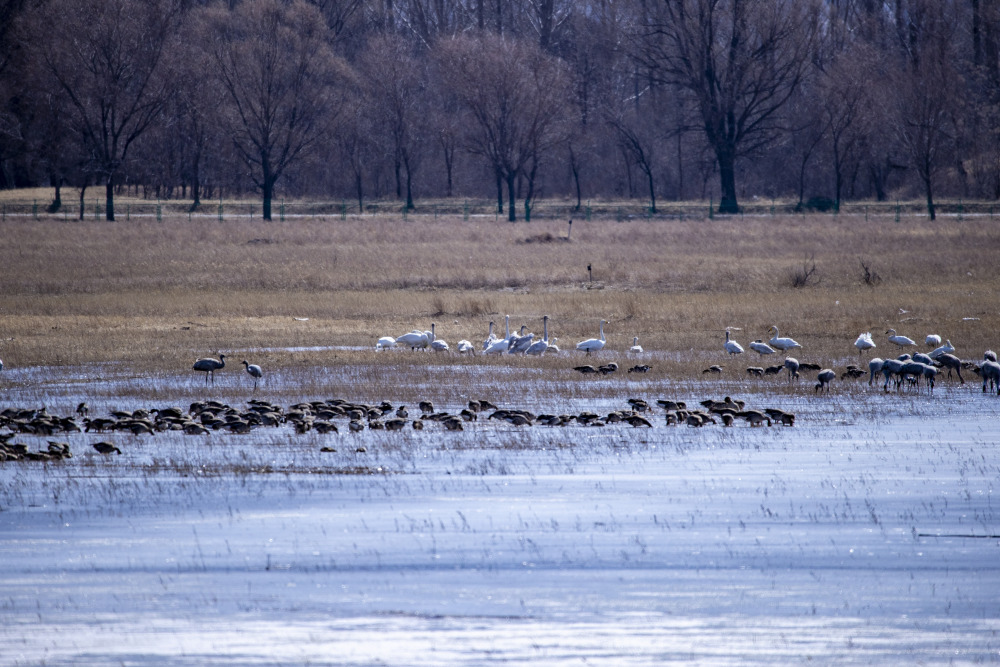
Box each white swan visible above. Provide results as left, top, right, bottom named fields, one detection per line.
left=484, top=320, right=509, bottom=354
left=854, top=332, right=876, bottom=356
left=925, top=334, right=942, bottom=347
left=929, top=339, right=955, bottom=359
left=576, top=319, right=607, bottom=355
left=526, top=316, right=550, bottom=356
left=457, top=339, right=475, bottom=354
left=724, top=330, right=744, bottom=356
left=749, top=339, right=775, bottom=356
left=886, top=328, right=917, bottom=347
left=482, top=321, right=498, bottom=350
left=425, top=324, right=447, bottom=351
left=630, top=336, right=643, bottom=354
left=769, top=326, right=802, bottom=352
left=396, top=329, right=429, bottom=350
left=376, top=336, right=396, bottom=350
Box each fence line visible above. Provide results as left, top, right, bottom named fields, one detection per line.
left=0, top=198, right=996, bottom=222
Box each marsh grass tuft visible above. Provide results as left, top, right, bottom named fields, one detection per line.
left=859, top=258, right=882, bottom=287
left=790, top=254, right=820, bottom=288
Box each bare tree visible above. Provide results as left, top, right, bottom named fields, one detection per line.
left=888, top=0, right=959, bottom=220
left=633, top=0, right=819, bottom=213
left=30, top=0, right=180, bottom=220
left=199, top=0, right=348, bottom=220
left=336, top=92, right=376, bottom=213
left=435, top=33, right=571, bottom=221
left=821, top=52, right=872, bottom=210
left=358, top=35, right=427, bottom=210
left=607, top=104, right=661, bottom=213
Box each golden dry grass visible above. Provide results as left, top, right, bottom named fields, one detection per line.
left=0, top=210, right=997, bottom=380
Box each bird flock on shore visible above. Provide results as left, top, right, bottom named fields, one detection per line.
left=0, top=388, right=798, bottom=464
left=7, top=317, right=997, bottom=397
left=2, top=319, right=998, bottom=464
left=368, top=317, right=998, bottom=396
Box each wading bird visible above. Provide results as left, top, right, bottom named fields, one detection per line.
left=193, top=354, right=226, bottom=384
left=242, top=360, right=263, bottom=390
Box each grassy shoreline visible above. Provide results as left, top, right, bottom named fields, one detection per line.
left=0, top=213, right=996, bottom=375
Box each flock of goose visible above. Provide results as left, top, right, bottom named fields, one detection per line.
left=0, top=389, right=798, bottom=463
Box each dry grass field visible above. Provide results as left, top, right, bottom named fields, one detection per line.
left=0, top=208, right=997, bottom=386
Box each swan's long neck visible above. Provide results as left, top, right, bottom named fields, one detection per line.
left=430, top=323, right=435, bottom=342
left=505, top=316, right=510, bottom=339
left=542, top=317, right=549, bottom=343
left=599, top=320, right=605, bottom=342
left=633, top=336, right=638, bottom=346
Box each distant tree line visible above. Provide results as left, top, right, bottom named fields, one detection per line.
left=1, top=0, right=998, bottom=220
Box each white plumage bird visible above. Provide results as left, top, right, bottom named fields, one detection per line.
left=925, top=334, right=942, bottom=347
left=749, top=339, right=775, bottom=356
left=576, top=319, right=607, bottom=355
left=929, top=339, right=955, bottom=359
left=768, top=326, right=802, bottom=353
left=629, top=336, right=643, bottom=354
left=854, top=332, right=876, bottom=356
left=241, top=360, right=263, bottom=390
left=482, top=321, right=498, bottom=350
left=396, top=329, right=429, bottom=350
left=376, top=336, right=396, bottom=350
left=885, top=328, right=917, bottom=347
left=724, top=330, right=744, bottom=356
left=526, top=316, right=551, bottom=356
left=456, top=340, right=475, bottom=354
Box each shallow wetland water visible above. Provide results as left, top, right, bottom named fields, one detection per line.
left=2, top=356, right=999, bottom=665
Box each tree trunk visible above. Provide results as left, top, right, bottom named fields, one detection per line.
left=570, top=147, right=582, bottom=210
left=717, top=149, right=739, bottom=214
left=78, top=183, right=87, bottom=221
left=262, top=179, right=273, bottom=220
left=191, top=164, right=201, bottom=208
left=506, top=172, right=516, bottom=222
left=394, top=156, right=402, bottom=199
left=443, top=145, right=453, bottom=198
left=49, top=174, right=62, bottom=213
left=924, top=173, right=936, bottom=221
left=496, top=172, right=503, bottom=214
left=524, top=160, right=537, bottom=221
left=646, top=167, right=656, bottom=214
left=675, top=131, right=684, bottom=201
left=405, top=168, right=414, bottom=210
left=403, top=153, right=414, bottom=210
left=105, top=176, right=115, bottom=221
left=356, top=172, right=364, bottom=213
